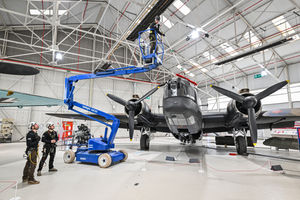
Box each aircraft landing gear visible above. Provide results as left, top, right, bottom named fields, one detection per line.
left=234, top=129, right=247, bottom=155
left=140, top=127, right=151, bottom=150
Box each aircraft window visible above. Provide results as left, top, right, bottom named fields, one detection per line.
left=167, top=117, right=174, bottom=125
left=187, top=116, right=195, bottom=125
left=171, top=114, right=187, bottom=126
left=171, top=82, right=177, bottom=90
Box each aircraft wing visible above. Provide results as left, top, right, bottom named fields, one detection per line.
left=46, top=112, right=170, bottom=132
left=201, top=109, right=300, bottom=133
left=0, top=60, right=39, bottom=75
left=0, top=89, right=64, bottom=107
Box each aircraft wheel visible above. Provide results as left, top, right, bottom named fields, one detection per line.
left=98, top=153, right=112, bottom=168
left=140, top=134, right=150, bottom=150
left=235, top=136, right=247, bottom=155
left=63, top=150, right=75, bottom=163
left=119, top=150, right=128, bottom=162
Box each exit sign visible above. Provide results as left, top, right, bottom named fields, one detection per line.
left=254, top=73, right=262, bottom=79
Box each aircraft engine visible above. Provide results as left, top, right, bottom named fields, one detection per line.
left=124, top=99, right=151, bottom=117
left=227, top=92, right=262, bottom=118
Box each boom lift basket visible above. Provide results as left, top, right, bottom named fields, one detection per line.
left=138, top=28, right=164, bottom=65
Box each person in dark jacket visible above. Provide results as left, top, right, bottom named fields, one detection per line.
left=37, top=122, right=58, bottom=176
left=22, top=122, right=40, bottom=184
left=149, top=15, right=165, bottom=54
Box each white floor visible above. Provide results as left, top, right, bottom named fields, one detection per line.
left=1, top=137, right=300, bottom=200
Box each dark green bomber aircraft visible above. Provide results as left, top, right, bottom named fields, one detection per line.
left=48, top=76, right=300, bottom=155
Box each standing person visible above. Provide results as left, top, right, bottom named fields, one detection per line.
left=22, top=122, right=40, bottom=184
left=149, top=15, right=165, bottom=54
left=37, top=122, right=58, bottom=176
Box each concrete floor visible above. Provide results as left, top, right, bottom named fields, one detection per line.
left=1, top=137, right=300, bottom=200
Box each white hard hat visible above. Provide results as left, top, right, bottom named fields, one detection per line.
left=28, top=122, right=37, bottom=129
left=46, top=122, right=55, bottom=129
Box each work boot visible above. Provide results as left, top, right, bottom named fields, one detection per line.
left=22, top=177, right=28, bottom=183
left=49, top=168, right=58, bottom=172
left=28, top=179, right=40, bottom=184
left=37, top=171, right=42, bottom=176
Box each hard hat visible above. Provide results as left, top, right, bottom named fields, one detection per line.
left=155, top=15, right=160, bottom=21
left=46, top=122, right=55, bottom=129
left=28, top=122, right=37, bottom=129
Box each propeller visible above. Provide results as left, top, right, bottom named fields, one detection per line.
left=107, top=82, right=167, bottom=140
left=210, top=80, right=289, bottom=145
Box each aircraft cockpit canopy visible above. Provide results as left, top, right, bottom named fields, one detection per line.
left=164, top=77, right=197, bottom=102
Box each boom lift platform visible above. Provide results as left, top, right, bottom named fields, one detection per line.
left=63, top=29, right=164, bottom=168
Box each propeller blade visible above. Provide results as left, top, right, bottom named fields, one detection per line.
left=135, top=82, right=167, bottom=104
left=255, top=80, right=289, bottom=100
left=106, top=94, right=127, bottom=106
left=210, top=85, right=245, bottom=103
left=128, top=110, right=135, bottom=141
left=247, top=108, right=258, bottom=145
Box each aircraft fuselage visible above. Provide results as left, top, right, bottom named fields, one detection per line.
left=163, top=77, right=202, bottom=140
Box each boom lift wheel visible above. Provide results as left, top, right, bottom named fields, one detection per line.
left=140, top=134, right=150, bottom=150
left=235, top=136, right=247, bottom=155
left=119, top=150, right=128, bottom=162
left=63, top=150, right=75, bottom=163
left=98, top=153, right=112, bottom=168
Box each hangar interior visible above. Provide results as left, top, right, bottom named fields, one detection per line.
left=1, top=0, right=300, bottom=199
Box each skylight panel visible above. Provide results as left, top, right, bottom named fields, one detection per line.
left=203, top=51, right=217, bottom=63
left=272, top=15, right=300, bottom=40
left=188, top=73, right=195, bottom=77
left=243, top=31, right=261, bottom=47
left=189, top=60, right=202, bottom=68
left=162, top=16, right=174, bottom=29
left=201, top=68, right=208, bottom=72
left=173, top=0, right=191, bottom=16
left=220, top=42, right=238, bottom=56
left=29, top=9, right=67, bottom=16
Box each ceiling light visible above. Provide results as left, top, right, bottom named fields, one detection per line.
left=190, top=30, right=199, bottom=39
left=56, top=52, right=63, bottom=60
left=261, top=70, right=267, bottom=76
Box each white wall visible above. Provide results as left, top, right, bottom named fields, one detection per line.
left=0, top=68, right=163, bottom=141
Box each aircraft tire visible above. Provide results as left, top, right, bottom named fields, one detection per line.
left=140, top=134, right=150, bottom=150
left=236, top=136, right=247, bottom=155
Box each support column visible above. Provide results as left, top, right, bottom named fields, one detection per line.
left=285, top=66, right=293, bottom=108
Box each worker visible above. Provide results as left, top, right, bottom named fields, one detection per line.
left=22, top=122, right=40, bottom=184
left=149, top=15, right=165, bottom=55
left=37, top=122, right=58, bottom=176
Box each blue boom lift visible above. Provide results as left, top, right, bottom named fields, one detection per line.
left=62, top=29, right=164, bottom=168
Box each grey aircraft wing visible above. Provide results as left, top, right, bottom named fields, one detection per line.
left=46, top=113, right=170, bottom=132
left=201, top=108, right=300, bottom=133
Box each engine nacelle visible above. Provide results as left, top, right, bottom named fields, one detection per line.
left=227, top=93, right=262, bottom=125
left=124, top=99, right=152, bottom=117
